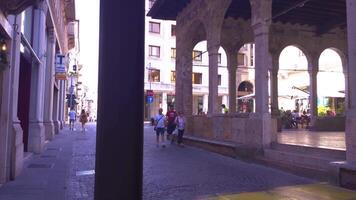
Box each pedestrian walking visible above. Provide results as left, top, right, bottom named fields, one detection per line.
left=175, top=111, right=186, bottom=146
left=79, top=109, right=88, bottom=132
left=68, top=109, right=76, bottom=131
left=154, top=108, right=166, bottom=147
left=166, top=105, right=177, bottom=141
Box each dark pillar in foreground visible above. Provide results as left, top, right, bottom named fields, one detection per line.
left=95, top=1, right=144, bottom=199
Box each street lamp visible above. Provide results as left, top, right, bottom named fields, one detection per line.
left=146, top=63, right=154, bottom=120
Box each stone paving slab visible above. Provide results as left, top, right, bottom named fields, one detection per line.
left=278, top=130, right=345, bottom=150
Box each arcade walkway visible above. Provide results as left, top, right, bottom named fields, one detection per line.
left=278, top=130, right=346, bottom=150
left=0, top=123, right=354, bottom=199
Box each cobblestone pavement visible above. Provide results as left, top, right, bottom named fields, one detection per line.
left=143, top=125, right=314, bottom=200
left=1, top=123, right=354, bottom=200
left=66, top=123, right=96, bottom=200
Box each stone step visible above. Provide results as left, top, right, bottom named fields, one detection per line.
left=264, top=148, right=337, bottom=171
left=271, top=143, right=346, bottom=160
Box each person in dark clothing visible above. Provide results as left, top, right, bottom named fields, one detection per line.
left=165, top=105, right=177, bottom=141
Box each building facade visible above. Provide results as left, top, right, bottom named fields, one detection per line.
left=0, top=0, right=78, bottom=184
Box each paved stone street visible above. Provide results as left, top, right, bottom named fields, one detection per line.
left=1, top=123, right=356, bottom=200
left=143, top=125, right=313, bottom=199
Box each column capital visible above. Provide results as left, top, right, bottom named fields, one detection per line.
left=252, top=22, right=270, bottom=36
left=250, top=0, right=272, bottom=27
left=34, top=0, right=48, bottom=14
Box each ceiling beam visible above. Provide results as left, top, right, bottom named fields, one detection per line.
left=272, top=0, right=313, bottom=20
left=0, top=0, right=37, bottom=15
left=316, top=19, right=346, bottom=36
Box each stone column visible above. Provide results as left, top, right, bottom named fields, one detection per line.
left=270, top=56, right=279, bottom=116
left=346, top=0, right=356, bottom=162
left=94, top=0, right=144, bottom=198
left=6, top=15, right=24, bottom=179
left=58, top=80, right=65, bottom=129
left=203, top=94, right=208, bottom=114
left=250, top=0, right=273, bottom=148
left=207, top=44, right=219, bottom=115
left=175, top=25, right=193, bottom=115
left=227, top=51, right=237, bottom=114
left=52, top=84, right=60, bottom=134
left=308, top=57, right=318, bottom=126
left=162, top=92, right=167, bottom=113
left=28, top=3, right=47, bottom=153
left=43, top=27, right=56, bottom=140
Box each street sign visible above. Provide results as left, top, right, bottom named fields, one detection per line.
left=147, top=95, right=154, bottom=104
left=146, top=90, right=154, bottom=96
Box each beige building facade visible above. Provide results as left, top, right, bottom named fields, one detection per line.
left=0, top=0, right=77, bottom=184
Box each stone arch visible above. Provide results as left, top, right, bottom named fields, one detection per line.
left=317, top=48, right=346, bottom=116
left=238, top=81, right=254, bottom=93
left=237, top=80, right=254, bottom=113
left=317, top=47, right=347, bottom=73
left=278, top=45, right=310, bottom=112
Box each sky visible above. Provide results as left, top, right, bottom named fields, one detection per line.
left=75, top=0, right=100, bottom=101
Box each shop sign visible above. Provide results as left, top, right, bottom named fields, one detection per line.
left=55, top=54, right=67, bottom=80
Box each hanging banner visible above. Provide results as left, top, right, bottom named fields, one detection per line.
left=55, top=54, right=67, bottom=80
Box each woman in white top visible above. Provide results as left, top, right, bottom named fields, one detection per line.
left=154, top=108, right=166, bottom=147
left=175, top=111, right=186, bottom=146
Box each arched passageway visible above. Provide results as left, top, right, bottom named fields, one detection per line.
left=278, top=46, right=309, bottom=113
left=317, top=49, right=345, bottom=116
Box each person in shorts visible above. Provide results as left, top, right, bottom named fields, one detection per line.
left=165, top=105, right=177, bottom=141
left=68, top=109, right=76, bottom=131
left=175, top=111, right=186, bottom=146
left=154, top=108, right=166, bottom=147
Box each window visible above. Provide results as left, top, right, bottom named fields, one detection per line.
left=192, top=50, right=202, bottom=61
left=192, top=73, right=202, bottom=84
left=218, top=53, right=221, bottom=64
left=218, top=75, right=221, bottom=86
left=171, top=25, right=176, bottom=36
left=238, top=53, right=245, bottom=66
left=149, top=45, right=160, bottom=57
left=149, top=22, right=160, bottom=34
left=148, top=69, right=160, bottom=82
left=149, top=0, right=155, bottom=9
left=171, top=71, right=176, bottom=83
left=171, top=48, right=176, bottom=59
